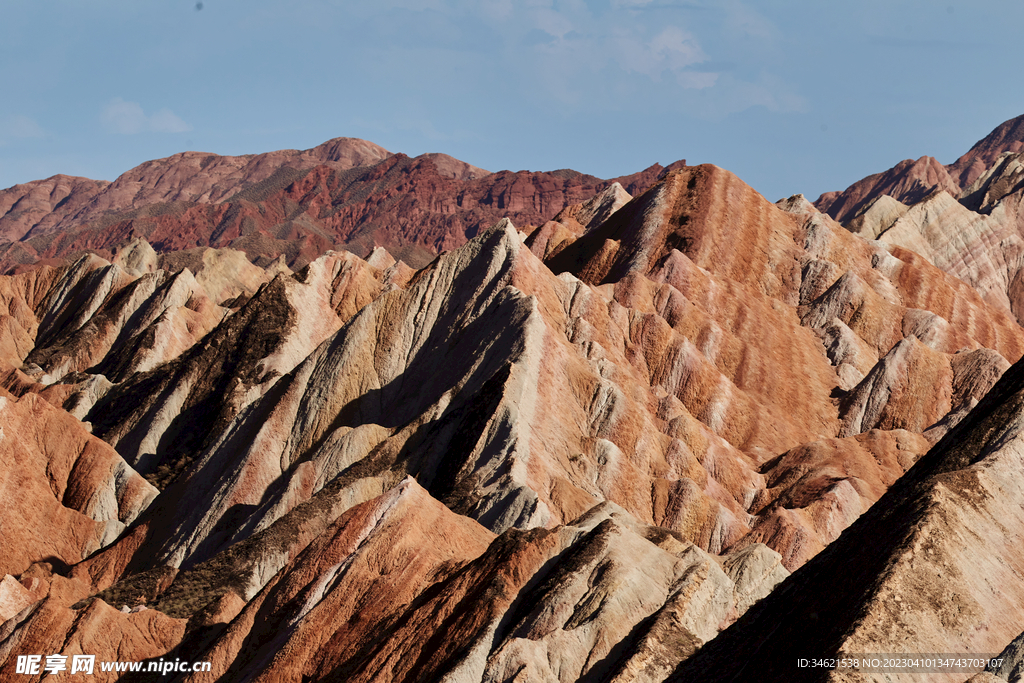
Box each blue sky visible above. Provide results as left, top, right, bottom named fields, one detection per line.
left=1, top=0, right=1022, bottom=202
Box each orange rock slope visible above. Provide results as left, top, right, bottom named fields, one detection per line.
left=3, top=121, right=1024, bottom=681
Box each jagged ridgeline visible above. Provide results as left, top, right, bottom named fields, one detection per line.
left=1, top=115, right=1024, bottom=682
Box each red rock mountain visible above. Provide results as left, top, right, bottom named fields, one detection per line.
left=813, top=155, right=960, bottom=224
left=0, top=138, right=394, bottom=243
left=815, top=113, right=1024, bottom=222
left=814, top=114, right=1024, bottom=334
left=949, top=113, right=1024, bottom=188
left=0, top=140, right=683, bottom=273
left=3, top=122, right=1024, bottom=682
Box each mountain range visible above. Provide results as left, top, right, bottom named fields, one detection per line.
left=1, top=114, right=1024, bottom=682
left=0, top=140, right=680, bottom=273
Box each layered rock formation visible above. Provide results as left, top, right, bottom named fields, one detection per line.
left=0, top=138, right=394, bottom=244
left=949, top=113, right=1024, bottom=188
left=815, top=156, right=961, bottom=225
left=3, top=120, right=1024, bottom=681
left=0, top=141, right=683, bottom=273
left=814, top=115, right=1024, bottom=341
left=675, top=350, right=1024, bottom=682
left=816, top=113, right=1024, bottom=222
left=176, top=485, right=787, bottom=683
left=0, top=390, right=157, bottom=578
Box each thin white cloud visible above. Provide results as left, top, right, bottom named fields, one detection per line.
left=525, top=21, right=716, bottom=107
left=520, top=2, right=805, bottom=115
left=611, top=0, right=657, bottom=8
left=615, top=25, right=708, bottom=78
left=101, top=98, right=192, bottom=135
left=0, top=115, right=46, bottom=144
left=531, top=6, right=578, bottom=39
left=676, top=71, right=718, bottom=89
left=692, top=71, right=807, bottom=117
left=723, top=1, right=778, bottom=42
left=342, top=0, right=803, bottom=118
left=148, top=109, right=193, bottom=133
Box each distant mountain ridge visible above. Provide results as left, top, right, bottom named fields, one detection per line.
left=812, top=113, right=1024, bottom=326
left=814, top=113, right=1024, bottom=223
left=0, top=138, right=395, bottom=242
left=949, top=113, right=1024, bottom=187
left=0, top=138, right=683, bottom=272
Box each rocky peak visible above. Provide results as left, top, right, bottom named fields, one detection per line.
left=949, top=113, right=1024, bottom=188
left=0, top=142, right=686, bottom=275
left=814, top=155, right=959, bottom=224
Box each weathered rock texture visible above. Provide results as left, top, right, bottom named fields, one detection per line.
left=674, top=351, right=1024, bottom=682
left=949, top=114, right=1024, bottom=188
left=0, top=140, right=683, bottom=272
left=815, top=156, right=960, bottom=225
left=0, top=139, right=393, bottom=243
left=0, top=390, right=157, bottom=577
left=174, top=483, right=786, bottom=683
left=985, top=628, right=1024, bottom=682
left=2, top=120, right=1024, bottom=682
left=816, top=114, right=1024, bottom=221
left=813, top=115, right=1024, bottom=341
